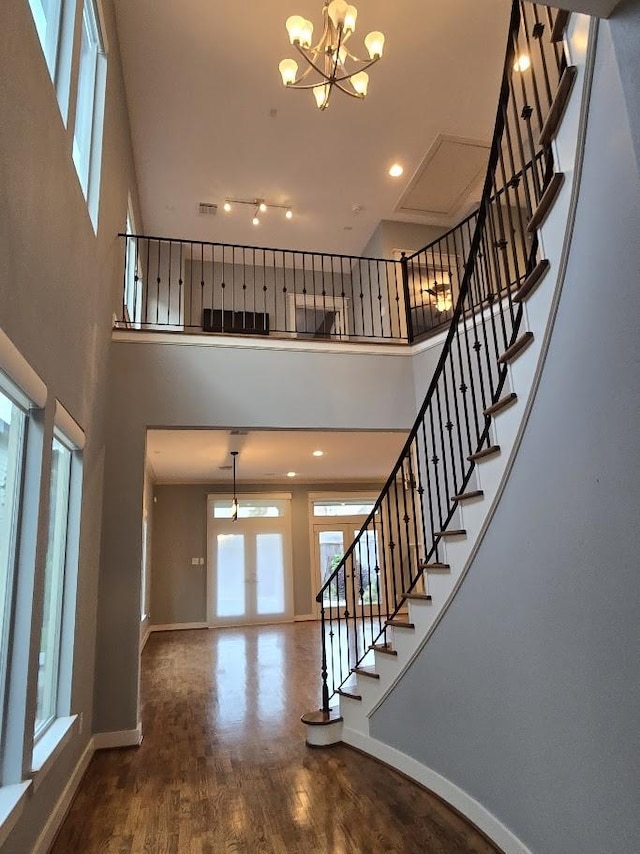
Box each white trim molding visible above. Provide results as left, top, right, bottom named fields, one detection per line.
left=148, top=622, right=208, bottom=634
left=31, top=738, right=94, bottom=854
left=0, top=782, right=31, bottom=849
left=0, top=328, right=47, bottom=408
left=93, top=724, right=143, bottom=751
left=342, top=728, right=533, bottom=854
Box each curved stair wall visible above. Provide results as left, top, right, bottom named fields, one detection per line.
left=360, top=17, right=640, bottom=854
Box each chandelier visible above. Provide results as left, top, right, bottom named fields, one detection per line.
left=278, top=0, right=385, bottom=111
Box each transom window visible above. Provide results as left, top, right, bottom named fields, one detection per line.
left=313, top=499, right=376, bottom=517
left=212, top=499, right=287, bottom=519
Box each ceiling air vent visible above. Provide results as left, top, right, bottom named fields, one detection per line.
left=218, top=465, right=233, bottom=471
left=230, top=429, right=248, bottom=436
left=198, top=202, right=218, bottom=215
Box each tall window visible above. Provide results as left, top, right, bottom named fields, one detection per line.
left=27, top=0, right=74, bottom=122
left=72, top=0, right=107, bottom=229
left=0, top=386, right=27, bottom=738
left=34, top=434, right=73, bottom=739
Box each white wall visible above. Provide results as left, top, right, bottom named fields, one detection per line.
left=370, top=20, right=640, bottom=853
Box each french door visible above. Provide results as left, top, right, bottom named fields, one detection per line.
left=207, top=495, right=293, bottom=627
left=313, top=520, right=383, bottom=617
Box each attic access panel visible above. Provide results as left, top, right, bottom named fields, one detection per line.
left=396, top=134, right=490, bottom=219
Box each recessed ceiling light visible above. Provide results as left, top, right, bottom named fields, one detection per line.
left=389, top=163, right=404, bottom=178
left=513, top=54, right=531, bottom=73
left=287, top=471, right=297, bottom=478
left=312, top=450, right=324, bottom=457
left=223, top=202, right=232, bottom=212
left=285, top=208, right=293, bottom=220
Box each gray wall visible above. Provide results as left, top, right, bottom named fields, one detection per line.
left=150, top=481, right=384, bottom=625
left=609, top=0, right=640, bottom=172
left=0, top=0, right=139, bottom=850
left=371, top=20, right=640, bottom=853
left=98, top=340, right=417, bottom=733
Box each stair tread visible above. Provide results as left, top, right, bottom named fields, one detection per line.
left=337, top=688, right=362, bottom=701
left=434, top=529, right=466, bottom=537
left=371, top=643, right=398, bottom=656
left=403, top=592, right=433, bottom=602
left=353, top=666, right=380, bottom=680
left=498, top=331, right=534, bottom=365
left=514, top=259, right=551, bottom=303
left=539, top=66, right=578, bottom=147
left=386, top=619, right=415, bottom=629
left=468, top=445, right=500, bottom=463
left=528, top=173, right=565, bottom=232
left=484, top=392, right=518, bottom=417
left=420, top=561, right=451, bottom=571
left=453, top=489, right=484, bottom=501
left=301, top=708, right=343, bottom=726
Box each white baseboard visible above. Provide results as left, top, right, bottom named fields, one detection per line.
left=342, top=728, right=533, bottom=854
left=294, top=614, right=317, bottom=622
left=32, top=738, right=94, bottom=854
left=148, top=622, right=207, bottom=633
left=93, top=724, right=143, bottom=751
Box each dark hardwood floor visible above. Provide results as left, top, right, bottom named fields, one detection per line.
left=51, top=623, right=500, bottom=853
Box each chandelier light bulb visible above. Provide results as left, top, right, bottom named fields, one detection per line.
left=285, top=209, right=293, bottom=219
left=258, top=202, right=267, bottom=212
left=300, top=19, right=314, bottom=48
left=252, top=216, right=260, bottom=226
left=364, top=31, right=385, bottom=60
left=314, top=84, right=330, bottom=110
left=223, top=201, right=232, bottom=212
left=327, top=0, right=348, bottom=29
left=286, top=15, right=306, bottom=44
left=279, top=58, right=298, bottom=85
left=344, top=5, right=358, bottom=33
left=351, top=70, right=369, bottom=97
left=337, top=45, right=348, bottom=66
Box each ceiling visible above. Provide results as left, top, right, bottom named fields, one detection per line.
left=146, top=429, right=408, bottom=484
left=114, top=0, right=512, bottom=256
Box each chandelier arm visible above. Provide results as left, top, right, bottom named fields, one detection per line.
left=294, top=43, right=335, bottom=84
left=331, top=56, right=380, bottom=84
left=331, top=79, right=366, bottom=99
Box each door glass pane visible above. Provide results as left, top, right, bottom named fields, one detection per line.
left=319, top=530, right=346, bottom=607
left=354, top=530, right=380, bottom=605
left=216, top=534, right=245, bottom=617
left=256, top=533, right=285, bottom=615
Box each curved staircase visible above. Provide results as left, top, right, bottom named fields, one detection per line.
left=303, top=3, right=597, bottom=842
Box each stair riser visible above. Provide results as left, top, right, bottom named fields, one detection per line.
left=387, top=628, right=419, bottom=659
left=406, top=599, right=435, bottom=633
left=339, top=694, right=369, bottom=733
left=372, top=651, right=401, bottom=681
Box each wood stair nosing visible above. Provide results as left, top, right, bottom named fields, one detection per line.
left=337, top=688, right=362, bottom=701
left=370, top=643, right=398, bottom=656
left=484, top=392, right=518, bottom=417
left=468, top=445, right=500, bottom=463
left=353, top=666, right=380, bottom=680
left=301, top=708, right=343, bottom=726
left=498, top=331, right=534, bottom=365
left=539, top=65, right=578, bottom=147
left=551, top=9, right=570, bottom=43
left=434, top=529, right=466, bottom=538
left=453, top=489, right=485, bottom=502
left=420, top=561, right=451, bottom=571
left=527, top=173, right=565, bottom=232
left=514, top=259, right=551, bottom=303
left=385, top=619, right=415, bottom=630
left=403, top=592, right=433, bottom=602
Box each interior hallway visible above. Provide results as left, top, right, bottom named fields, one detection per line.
left=51, top=623, right=500, bottom=853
